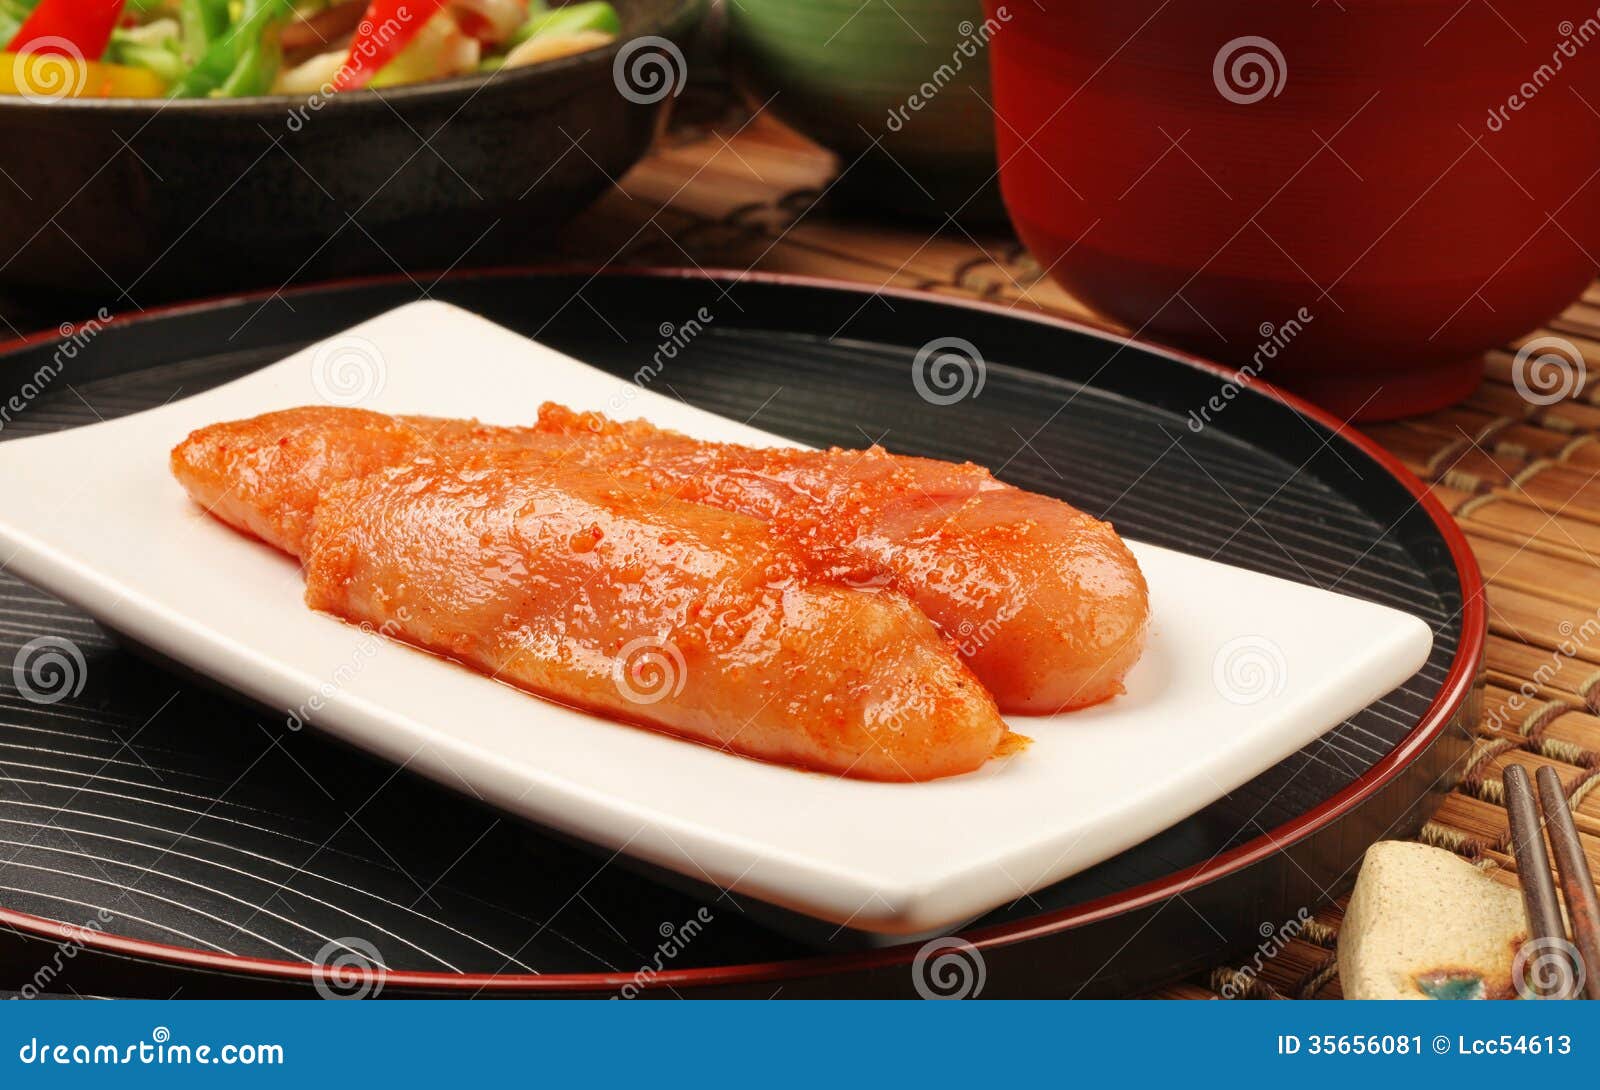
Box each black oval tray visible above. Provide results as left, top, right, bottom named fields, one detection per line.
left=0, top=269, right=1483, bottom=997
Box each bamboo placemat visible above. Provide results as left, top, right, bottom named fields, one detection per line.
left=553, top=103, right=1600, bottom=999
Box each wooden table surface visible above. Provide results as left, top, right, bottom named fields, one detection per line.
left=549, top=103, right=1600, bottom=999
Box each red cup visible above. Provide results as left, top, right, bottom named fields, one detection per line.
left=984, top=1, right=1600, bottom=419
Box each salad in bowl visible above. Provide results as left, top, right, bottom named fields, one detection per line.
left=0, top=0, right=618, bottom=97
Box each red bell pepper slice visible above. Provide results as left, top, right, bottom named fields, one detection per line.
left=6, top=0, right=128, bottom=60
left=332, top=0, right=447, bottom=90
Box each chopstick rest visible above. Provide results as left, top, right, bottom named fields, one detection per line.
left=1338, top=842, right=1527, bottom=999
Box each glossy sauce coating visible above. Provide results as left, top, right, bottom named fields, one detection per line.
left=527, top=406, right=1150, bottom=713
left=170, top=407, right=478, bottom=556
left=171, top=411, right=1006, bottom=781
left=173, top=404, right=1149, bottom=714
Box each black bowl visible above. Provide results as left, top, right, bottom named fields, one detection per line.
left=0, top=0, right=702, bottom=306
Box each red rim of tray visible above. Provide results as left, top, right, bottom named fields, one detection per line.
left=0, top=265, right=1487, bottom=993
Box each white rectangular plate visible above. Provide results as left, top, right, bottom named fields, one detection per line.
left=0, top=302, right=1432, bottom=935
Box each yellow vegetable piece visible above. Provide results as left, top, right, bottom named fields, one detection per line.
left=502, top=29, right=613, bottom=69
left=0, top=52, right=168, bottom=99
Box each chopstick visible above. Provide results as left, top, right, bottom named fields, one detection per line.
left=1535, top=766, right=1600, bottom=1000
left=1502, top=764, right=1600, bottom=999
